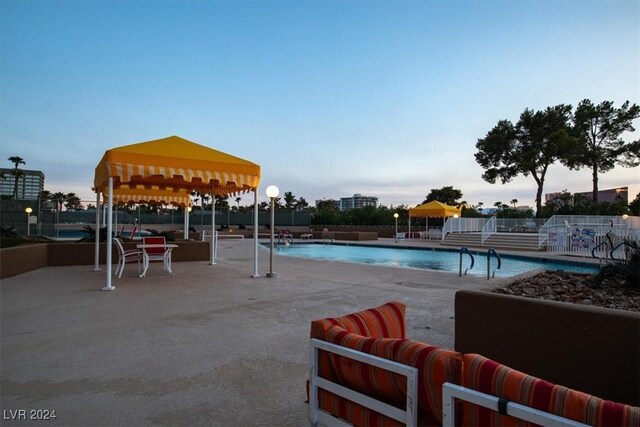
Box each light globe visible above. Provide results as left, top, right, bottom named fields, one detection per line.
left=266, top=185, right=279, bottom=199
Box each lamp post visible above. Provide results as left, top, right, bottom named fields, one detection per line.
left=25, top=207, right=33, bottom=236
left=393, top=212, right=399, bottom=242
left=266, top=185, right=279, bottom=278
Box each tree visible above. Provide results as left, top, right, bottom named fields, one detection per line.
left=629, top=192, right=640, bottom=216
left=283, top=191, right=296, bottom=209
left=64, top=192, right=83, bottom=211
left=565, top=100, right=640, bottom=202
left=510, top=199, right=518, bottom=208
left=475, top=105, right=572, bottom=217
left=8, top=156, right=25, bottom=199
left=423, top=186, right=463, bottom=206
left=51, top=192, right=66, bottom=212
left=296, top=197, right=309, bottom=210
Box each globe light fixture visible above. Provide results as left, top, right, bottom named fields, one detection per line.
left=266, top=185, right=280, bottom=278
left=393, top=212, right=399, bottom=242
left=25, top=207, right=33, bottom=237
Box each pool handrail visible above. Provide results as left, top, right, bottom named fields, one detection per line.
left=486, top=248, right=501, bottom=279
left=458, top=246, right=475, bottom=276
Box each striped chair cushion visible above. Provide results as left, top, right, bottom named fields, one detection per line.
left=310, top=301, right=407, bottom=341
left=462, top=353, right=640, bottom=427
left=310, top=302, right=407, bottom=383
left=324, top=326, right=408, bottom=403
left=393, top=339, right=462, bottom=422
left=324, top=326, right=462, bottom=423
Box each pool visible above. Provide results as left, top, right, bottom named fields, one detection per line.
left=271, top=243, right=599, bottom=277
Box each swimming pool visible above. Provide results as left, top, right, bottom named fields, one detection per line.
left=272, top=243, right=599, bottom=277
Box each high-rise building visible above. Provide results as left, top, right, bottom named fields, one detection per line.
left=339, top=194, right=378, bottom=211
left=0, top=168, right=45, bottom=200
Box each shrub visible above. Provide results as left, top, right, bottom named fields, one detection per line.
left=595, top=240, right=639, bottom=289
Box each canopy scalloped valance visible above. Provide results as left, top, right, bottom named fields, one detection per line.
left=101, top=187, right=191, bottom=207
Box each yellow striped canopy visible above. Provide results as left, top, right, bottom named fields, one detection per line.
left=409, top=200, right=461, bottom=217
left=94, top=135, right=261, bottom=196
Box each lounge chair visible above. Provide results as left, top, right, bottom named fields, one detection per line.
left=113, top=237, right=143, bottom=278
left=395, top=232, right=406, bottom=242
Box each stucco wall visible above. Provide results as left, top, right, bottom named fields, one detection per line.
left=455, top=290, right=640, bottom=406
left=1, top=241, right=211, bottom=279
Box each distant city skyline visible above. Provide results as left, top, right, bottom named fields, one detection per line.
left=1, top=1, right=638, bottom=209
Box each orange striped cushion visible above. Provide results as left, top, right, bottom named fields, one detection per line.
left=324, top=326, right=408, bottom=403
left=310, top=302, right=407, bottom=383
left=462, top=353, right=640, bottom=427
left=311, top=301, right=407, bottom=340
left=324, top=326, right=462, bottom=423
left=393, top=339, right=462, bottom=422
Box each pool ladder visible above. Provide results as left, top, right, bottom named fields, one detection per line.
left=486, top=248, right=501, bottom=279
left=458, top=247, right=475, bottom=276
left=458, top=247, right=502, bottom=279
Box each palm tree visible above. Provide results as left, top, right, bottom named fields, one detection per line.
left=510, top=199, right=518, bottom=208
left=51, top=192, right=66, bottom=213
left=8, top=156, right=25, bottom=199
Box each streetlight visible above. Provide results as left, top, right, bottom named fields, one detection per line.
left=266, top=185, right=279, bottom=278
left=394, top=212, right=399, bottom=242
left=25, top=207, right=33, bottom=236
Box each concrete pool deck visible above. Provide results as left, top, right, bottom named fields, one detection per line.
left=0, top=238, right=594, bottom=426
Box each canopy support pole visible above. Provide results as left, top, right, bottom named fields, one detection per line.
left=408, top=215, right=411, bottom=238
left=183, top=206, right=189, bottom=240
left=93, top=191, right=101, bottom=271
left=102, top=177, right=115, bottom=291
left=252, top=188, right=260, bottom=278
left=210, top=195, right=216, bottom=265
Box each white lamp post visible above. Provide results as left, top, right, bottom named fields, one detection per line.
left=394, top=212, right=399, bottom=242
left=266, top=185, right=279, bottom=278
left=25, top=207, right=33, bottom=236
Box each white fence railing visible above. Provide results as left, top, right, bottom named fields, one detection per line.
left=540, top=215, right=639, bottom=258
left=442, top=218, right=488, bottom=241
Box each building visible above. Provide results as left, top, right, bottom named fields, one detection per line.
left=545, top=186, right=629, bottom=206
left=574, top=187, right=629, bottom=204
left=339, top=194, right=378, bottom=211
left=0, top=168, right=45, bottom=200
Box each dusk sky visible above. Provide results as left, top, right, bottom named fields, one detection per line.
left=1, top=1, right=638, bottom=209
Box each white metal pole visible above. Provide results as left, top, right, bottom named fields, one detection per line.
left=94, top=191, right=101, bottom=271
left=267, top=197, right=276, bottom=278
left=252, top=188, right=260, bottom=278
left=102, top=177, right=115, bottom=291
left=210, top=196, right=216, bottom=265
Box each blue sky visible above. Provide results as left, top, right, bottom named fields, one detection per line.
left=1, top=0, right=638, bottom=208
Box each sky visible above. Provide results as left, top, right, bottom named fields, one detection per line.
left=1, top=0, right=639, bottom=209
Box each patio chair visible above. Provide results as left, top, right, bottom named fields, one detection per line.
left=142, top=236, right=167, bottom=266
left=113, top=237, right=143, bottom=278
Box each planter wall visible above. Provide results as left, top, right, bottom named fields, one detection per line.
left=455, top=290, right=640, bottom=406
left=0, top=244, right=49, bottom=279
left=1, top=241, right=211, bottom=279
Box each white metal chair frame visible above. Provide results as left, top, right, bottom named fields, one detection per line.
left=309, top=338, right=418, bottom=427
left=441, top=382, right=589, bottom=427
left=113, top=238, right=143, bottom=278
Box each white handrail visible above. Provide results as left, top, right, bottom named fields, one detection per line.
left=481, top=216, right=496, bottom=245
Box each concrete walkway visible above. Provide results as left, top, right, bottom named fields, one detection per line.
left=0, top=239, right=529, bottom=426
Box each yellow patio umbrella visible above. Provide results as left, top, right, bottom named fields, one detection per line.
left=93, top=135, right=261, bottom=291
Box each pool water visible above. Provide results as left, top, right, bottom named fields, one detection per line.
left=272, top=243, right=598, bottom=277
